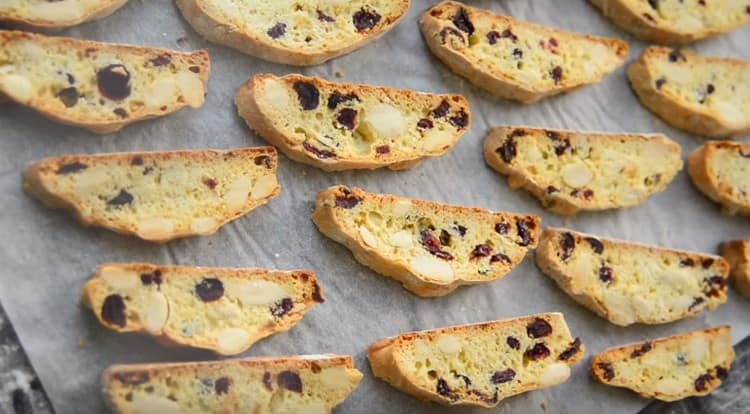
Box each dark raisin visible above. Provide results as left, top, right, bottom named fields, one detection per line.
left=560, top=233, right=575, bottom=261
left=472, top=244, right=493, bottom=259
left=527, top=318, right=553, bottom=338
left=254, top=155, right=272, bottom=169
left=706, top=84, right=715, bottom=94
left=430, top=100, right=450, bottom=118
left=469, top=389, right=499, bottom=404
left=655, top=77, right=667, bottom=89
left=56, top=162, right=87, bottom=174
left=491, top=368, right=516, bottom=384
left=263, top=372, right=273, bottom=391
left=125, top=393, right=133, bottom=402
left=705, top=275, right=727, bottom=297
left=648, top=0, right=659, bottom=9
left=452, top=7, right=474, bottom=35
left=449, top=110, right=469, bottom=129
left=375, top=145, right=390, bottom=155
left=202, top=178, right=218, bottom=189
left=702, top=258, right=714, bottom=269
left=513, top=48, right=523, bottom=59
left=317, top=9, right=335, bottom=22
left=439, top=27, right=465, bottom=44
left=599, top=266, right=614, bottom=284
left=293, top=81, right=320, bottom=110
left=150, top=54, right=171, bottom=67
left=547, top=186, right=559, bottom=194
left=548, top=37, right=559, bottom=48
left=680, top=258, right=695, bottom=267
left=524, top=343, right=551, bottom=361
left=715, top=366, right=728, bottom=380
left=97, top=64, right=131, bottom=101
left=668, top=50, right=686, bottom=62
left=436, top=378, right=458, bottom=401
left=267, top=23, right=287, bottom=39
left=455, top=224, right=467, bottom=236
left=417, top=118, right=434, bottom=129
left=558, top=338, right=582, bottom=361
left=302, top=142, right=336, bottom=159
left=214, top=377, right=231, bottom=395
left=584, top=237, right=604, bottom=254
left=598, top=363, right=615, bottom=380
left=114, top=372, right=150, bottom=386
left=102, top=294, right=126, bottom=327
left=334, top=188, right=361, bottom=209
left=353, top=7, right=381, bottom=32
left=490, top=253, right=511, bottom=264
left=58, top=86, right=78, bottom=108
left=311, top=282, right=324, bottom=303
left=108, top=189, right=134, bottom=206
left=65, top=73, right=75, bottom=84
left=487, top=30, right=500, bottom=45
left=277, top=371, right=302, bottom=393
left=583, top=189, right=594, bottom=199
left=495, top=222, right=509, bottom=235
left=688, top=296, right=705, bottom=311
left=29, top=378, right=41, bottom=391
left=501, top=29, right=518, bottom=42
left=497, top=137, right=517, bottom=163
left=131, top=156, right=143, bottom=166
left=189, top=66, right=200, bottom=73
left=195, top=278, right=224, bottom=302
left=698, top=0, right=706, bottom=5
left=336, top=108, right=357, bottom=130
left=694, top=373, right=713, bottom=392
left=270, top=298, right=294, bottom=318
left=113, top=108, right=128, bottom=119
left=439, top=229, right=451, bottom=246
left=550, top=66, right=563, bottom=84
left=507, top=336, right=521, bottom=350
left=630, top=342, right=652, bottom=358
left=327, top=92, right=359, bottom=109
left=12, top=389, right=31, bottom=414
left=420, top=230, right=455, bottom=260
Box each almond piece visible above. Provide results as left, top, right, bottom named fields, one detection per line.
left=359, top=103, right=405, bottom=139
left=538, top=362, right=571, bottom=388
left=136, top=218, right=175, bottom=241
left=130, top=394, right=181, bottom=414
left=435, top=335, right=462, bottom=354
left=176, top=71, right=205, bottom=107
left=142, top=291, right=169, bottom=334
left=216, top=327, right=250, bottom=355
left=409, top=255, right=455, bottom=283
left=561, top=163, right=594, bottom=188
left=190, top=217, right=218, bottom=235
left=230, top=280, right=288, bottom=306
left=225, top=176, right=251, bottom=209
left=250, top=175, right=278, bottom=200
left=262, top=78, right=290, bottom=110
left=99, top=266, right=139, bottom=290
left=0, top=74, right=33, bottom=103
left=359, top=225, right=379, bottom=248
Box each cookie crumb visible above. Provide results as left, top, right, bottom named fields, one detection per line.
left=335, top=71, right=344, bottom=78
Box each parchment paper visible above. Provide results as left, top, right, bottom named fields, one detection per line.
left=1, top=1, right=749, bottom=413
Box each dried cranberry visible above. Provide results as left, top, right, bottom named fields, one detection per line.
left=705, top=276, right=727, bottom=297
left=277, top=371, right=302, bottom=393
left=454, top=373, right=471, bottom=387
left=630, top=342, right=652, bottom=358
left=214, top=377, right=231, bottom=395
left=108, top=189, right=134, bottom=206
left=583, top=189, right=594, bottom=199
left=102, top=294, right=126, bottom=327
left=417, top=118, right=434, bottom=129
left=512, top=48, right=523, bottom=59
left=113, top=108, right=128, bottom=119
left=688, top=296, right=705, bottom=311
left=293, top=81, right=320, bottom=110
left=439, top=27, right=465, bottom=44
left=334, top=189, right=361, bottom=209
left=143, top=166, right=154, bottom=175
left=452, top=7, right=474, bottom=35
left=655, top=77, right=666, bottom=89
left=113, top=372, right=149, bottom=386
left=547, top=186, right=559, bottom=194
left=680, top=258, right=695, bottom=267
left=454, top=224, right=467, bottom=236
left=311, top=282, right=324, bottom=303
left=558, top=338, right=582, bottom=361
left=430, top=100, right=450, bottom=118
left=131, top=156, right=143, bottom=166
left=469, top=389, right=498, bottom=404
left=420, top=230, right=454, bottom=260
left=436, top=379, right=458, bottom=401
left=58, top=87, right=78, bottom=108
left=585, top=237, right=604, bottom=254
left=56, top=162, right=87, bottom=174
left=375, top=145, right=390, bottom=155
left=495, top=222, right=509, bottom=235
left=550, top=66, right=563, bottom=85
left=527, top=318, right=553, bottom=338
left=150, top=54, right=171, bottom=67
left=701, top=258, right=714, bottom=269
left=97, top=64, right=131, bottom=101
left=490, top=253, right=511, bottom=264
left=353, top=7, right=381, bottom=32
left=195, top=278, right=224, bottom=302
left=262, top=372, right=273, bottom=391
left=189, top=66, right=200, bottom=73
left=254, top=155, right=272, bottom=169
left=548, top=37, right=559, bottom=48
left=267, top=23, right=286, bottom=39
left=642, top=12, right=656, bottom=22
left=668, top=50, right=686, bottom=62
left=694, top=373, right=713, bottom=392
left=560, top=233, right=575, bottom=261
left=487, top=31, right=500, bottom=45
left=598, top=363, right=615, bottom=380
left=270, top=298, right=293, bottom=318
left=599, top=266, right=613, bottom=284
left=317, top=9, right=335, bottom=23
left=715, top=366, right=728, bottom=380
left=497, top=137, right=517, bottom=163
left=336, top=108, right=357, bottom=130
left=327, top=92, right=359, bottom=109
left=439, top=229, right=451, bottom=246
left=471, top=244, right=493, bottom=259
left=449, top=110, right=468, bottom=129
left=500, top=29, right=518, bottom=42
left=302, top=142, right=335, bottom=159
left=491, top=368, right=516, bottom=384
left=507, top=336, right=521, bottom=350
left=140, top=270, right=163, bottom=286
left=524, top=343, right=551, bottom=361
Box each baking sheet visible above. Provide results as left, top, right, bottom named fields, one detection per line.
left=1, top=1, right=750, bottom=413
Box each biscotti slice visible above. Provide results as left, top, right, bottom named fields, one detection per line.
left=312, top=186, right=540, bottom=297
left=592, top=326, right=734, bottom=401
left=628, top=46, right=750, bottom=138
left=720, top=239, right=750, bottom=297
left=0, top=30, right=209, bottom=134
left=82, top=263, right=323, bottom=355
left=235, top=74, right=470, bottom=171
left=419, top=1, right=628, bottom=103
left=23, top=147, right=280, bottom=242
left=103, top=355, right=362, bottom=413
left=0, top=0, right=128, bottom=31
left=484, top=126, right=683, bottom=215
left=368, top=313, right=584, bottom=407
left=589, top=0, right=750, bottom=45
left=536, top=227, right=730, bottom=326
left=176, top=0, right=409, bottom=66
left=687, top=141, right=750, bottom=216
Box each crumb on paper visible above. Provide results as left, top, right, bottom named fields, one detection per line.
left=563, top=216, right=571, bottom=227
left=301, top=170, right=307, bottom=176
left=177, top=36, right=189, bottom=46
left=335, top=71, right=344, bottom=78
left=78, top=336, right=85, bottom=346
left=540, top=401, right=548, bottom=412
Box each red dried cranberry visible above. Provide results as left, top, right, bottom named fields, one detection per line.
left=630, top=342, right=652, bottom=358
left=430, top=100, right=450, bottom=118
left=102, top=294, right=126, bottom=327
left=495, top=222, right=509, bottom=235
left=599, top=266, right=613, bottom=284
left=558, top=338, right=582, bottom=360
left=262, top=372, right=273, bottom=391
left=140, top=271, right=163, bottom=286
left=497, top=138, right=517, bottom=163
left=108, top=189, right=134, bottom=206
left=214, top=377, right=231, bottom=395
left=334, top=189, right=361, bottom=209
left=113, top=372, right=149, bottom=386
left=688, top=296, right=705, bottom=311
left=150, top=54, right=171, bottom=67
left=668, top=50, right=686, bottom=62
left=491, top=368, right=516, bottom=384
left=56, top=162, right=87, bottom=174
left=527, top=318, right=553, bottom=338
left=715, top=366, right=728, bottom=380
left=655, top=77, right=667, bottom=89
left=548, top=37, right=559, bottom=47
left=303, top=142, right=336, bottom=159
left=293, top=81, right=320, bottom=110
left=336, top=108, right=358, bottom=130
left=439, top=27, right=465, bottom=44
left=560, top=232, right=575, bottom=261
left=680, top=258, right=695, bottom=267
left=701, top=258, right=714, bottom=269
left=97, top=64, right=131, bottom=101
left=524, top=343, right=551, bottom=361
left=507, top=336, right=521, bottom=350
left=270, top=298, right=293, bottom=318
left=113, top=108, right=128, bottom=119
left=327, top=92, right=359, bottom=109
left=202, top=178, right=218, bottom=189
left=420, top=230, right=455, bottom=260
left=58, top=87, right=78, bottom=108
left=436, top=379, right=458, bottom=401
left=501, top=29, right=518, bottom=42
left=449, top=110, right=469, bottom=129
left=490, top=253, right=511, bottom=264
left=471, top=244, right=493, bottom=259
left=254, top=155, right=272, bottom=169
left=375, top=145, right=390, bottom=155
left=353, top=7, right=381, bottom=32
left=550, top=66, right=563, bottom=85
left=277, top=371, right=302, bottom=393
left=417, top=118, right=434, bottom=129
left=267, top=23, right=287, bottom=39
left=487, top=31, right=500, bottom=44
left=583, top=189, right=594, bottom=199
left=452, top=7, right=474, bottom=35
left=585, top=237, right=604, bottom=254
left=598, top=363, right=615, bottom=380
left=195, top=278, right=224, bottom=302
left=694, top=373, right=713, bottom=392
left=317, top=9, right=335, bottom=22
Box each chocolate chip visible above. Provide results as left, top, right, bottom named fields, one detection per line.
left=327, top=92, right=359, bottom=109
left=550, top=66, right=563, bottom=84
left=655, top=77, right=667, bottom=89
left=490, top=253, right=511, bottom=264
left=449, top=110, right=469, bottom=129
left=254, top=155, right=272, bottom=169
left=56, top=162, right=87, bottom=174
left=436, top=378, right=458, bottom=401
left=599, top=266, right=613, bottom=284
left=267, top=23, right=287, bottom=39
left=336, top=108, right=357, bottom=130
left=491, top=368, right=516, bottom=384
left=97, top=64, right=131, bottom=101
left=439, top=27, right=465, bottom=44
left=270, top=298, right=293, bottom=318
left=688, top=296, right=705, bottom=311
left=150, top=54, right=171, bottom=67
left=317, top=9, right=335, bottom=22
left=375, top=145, right=390, bottom=155
left=214, top=377, right=231, bottom=395
left=58, top=87, right=78, bottom=108
left=498, top=137, right=517, bottom=163
left=293, top=81, right=320, bottom=110
left=715, top=366, right=728, bottom=380
left=694, top=373, right=713, bottom=392
left=507, top=336, right=521, bottom=350
left=439, top=229, right=451, bottom=246
left=584, top=237, right=604, bottom=254
left=108, top=189, right=134, bottom=206
left=113, top=108, right=128, bottom=119
left=335, top=189, right=361, bottom=209
left=495, top=222, right=509, bottom=235
left=527, top=318, right=553, bottom=338
left=452, top=7, right=474, bottom=35
left=598, top=363, right=615, bottom=380
left=471, top=244, right=493, bottom=259
left=513, top=48, right=523, bottom=59
left=102, top=294, right=126, bottom=327
left=630, top=342, right=652, bottom=358
left=558, top=338, right=582, bottom=360
left=353, top=7, right=381, bottom=32
left=417, top=118, right=434, bottom=129
left=430, top=100, right=450, bottom=118
left=560, top=232, right=575, bottom=261
left=680, top=258, right=695, bottom=267
left=668, top=50, right=686, bottom=62
left=195, top=278, right=224, bottom=302
left=114, top=371, right=150, bottom=386
left=524, top=343, right=551, bottom=361
left=277, top=371, right=302, bottom=393
left=420, top=230, right=455, bottom=260
left=302, top=142, right=336, bottom=159
left=487, top=31, right=500, bottom=44
left=262, top=372, right=273, bottom=391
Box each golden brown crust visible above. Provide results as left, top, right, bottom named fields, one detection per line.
left=687, top=141, right=750, bottom=216
left=0, top=0, right=128, bottom=31
left=720, top=239, right=750, bottom=297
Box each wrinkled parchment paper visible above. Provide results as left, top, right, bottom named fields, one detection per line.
left=1, top=1, right=749, bottom=413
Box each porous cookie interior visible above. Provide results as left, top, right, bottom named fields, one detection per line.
left=426, top=2, right=625, bottom=89
left=0, top=31, right=207, bottom=122
left=619, top=0, right=749, bottom=33
left=491, top=128, right=681, bottom=209
left=643, top=48, right=750, bottom=127
left=391, top=315, right=582, bottom=404
left=323, top=187, right=537, bottom=284
left=0, top=0, right=115, bottom=22
left=86, top=264, right=322, bottom=354
left=105, top=357, right=360, bottom=413
left=256, top=75, right=468, bottom=162
left=200, top=0, right=405, bottom=51
left=705, top=143, right=750, bottom=205
left=593, top=327, right=733, bottom=400
left=32, top=149, right=278, bottom=240
left=544, top=229, right=728, bottom=325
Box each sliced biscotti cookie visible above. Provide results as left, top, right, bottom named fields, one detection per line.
left=312, top=186, right=540, bottom=297
left=81, top=263, right=323, bottom=355
left=419, top=1, right=628, bottom=103
left=23, top=147, right=280, bottom=242
left=720, top=239, right=750, bottom=297
left=235, top=74, right=470, bottom=171
left=103, top=355, right=362, bottom=413
left=592, top=326, right=734, bottom=401
left=589, top=0, right=750, bottom=45
left=0, top=0, right=128, bottom=31
left=176, top=0, right=409, bottom=66
left=484, top=126, right=683, bottom=215
left=368, top=313, right=584, bottom=407
left=687, top=141, right=750, bottom=216
left=628, top=46, right=750, bottom=138
left=536, top=227, right=730, bottom=326
left=0, top=30, right=209, bottom=134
